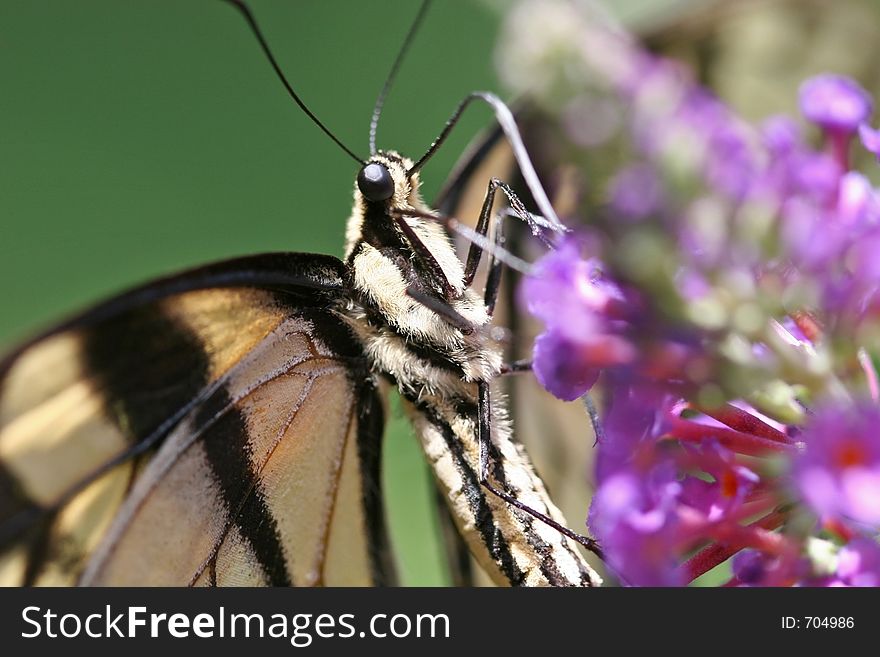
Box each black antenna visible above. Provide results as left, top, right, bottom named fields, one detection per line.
left=368, top=0, right=432, bottom=156
left=222, top=0, right=364, bottom=165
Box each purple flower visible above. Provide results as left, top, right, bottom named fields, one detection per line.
left=678, top=442, right=759, bottom=522
left=608, top=163, right=663, bottom=220
left=532, top=330, right=600, bottom=401
left=594, top=380, right=674, bottom=478
left=523, top=240, right=634, bottom=400
left=793, top=403, right=880, bottom=528
left=632, top=79, right=762, bottom=202
left=733, top=551, right=811, bottom=586
left=799, top=74, right=872, bottom=135
left=523, top=240, right=609, bottom=338
left=837, top=171, right=879, bottom=226
left=778, top=168, right=880, bottom=325
left=759, top=116, right=809, bottom=198
left=732, top=549, right=771, bottom=585
left=762, top=115, right=802, bottom=155
left=859, top=123, right=880, bottom=161
left=589, top=469, right=687, bottom=586
left=792, top=152, right=842, bottom=204
left=705, top=119, right=759, bottom=201
left=588, top=381, right=690, bottom=585
left=835, top=538, right=880, bottom=586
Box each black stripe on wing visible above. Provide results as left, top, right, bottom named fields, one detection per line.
left=352, top=375, right=395, bottom=586
left=0, top=251, right=346, bottom=378
left=0, top=252, right=352, bottom=583
left=298, top=309, right=395, bottom=586
left=190, top=355, right=292, bottom=587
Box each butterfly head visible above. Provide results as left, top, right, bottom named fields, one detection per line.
left=344, top=150, right=432, bottom=260
left=355, top=151, right=421, bottom=211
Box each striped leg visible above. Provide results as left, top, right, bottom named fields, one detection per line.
left=477, top=381, right=603, bottom=558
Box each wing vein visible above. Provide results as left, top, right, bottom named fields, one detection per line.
left=314, top=395, right=360, bottom=585
left=187, top=372, right=319, bottom=586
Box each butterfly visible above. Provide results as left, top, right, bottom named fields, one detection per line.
left=0, top=0, right=602, bottom=587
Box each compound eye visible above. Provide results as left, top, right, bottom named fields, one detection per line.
left=357, top=162, right=395, bottom=202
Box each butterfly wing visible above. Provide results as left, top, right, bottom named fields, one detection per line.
left=0, top=252, right=395, bottom=586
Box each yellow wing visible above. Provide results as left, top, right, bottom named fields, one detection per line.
left=0, top=252, right=395, bottom=586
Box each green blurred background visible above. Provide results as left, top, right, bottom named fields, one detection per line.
left=0, top=0, right=505, bottom=586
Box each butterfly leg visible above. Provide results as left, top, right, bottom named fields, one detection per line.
left=475, top=190, right=529, bottom=376
left=463, top=178, right=549, bottom=292
left=465, top=187, right=605, bottom=552
left=460, top=178, right=577, bottom=533
left=477, top=380, right=603, bottom=558
left=582, top=392, right=604, bottom=446
left=500, top=359, right=532, bottom=375
left=404, top=285, right=475, bottom=334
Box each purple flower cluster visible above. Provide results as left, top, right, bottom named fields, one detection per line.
left=525, top=229, right=880, bottom=585
left=585, top=377, right=797, bottom=586
left=512, top=7, right=880, bottom=586
left=586, top=381, right=773, bottom=586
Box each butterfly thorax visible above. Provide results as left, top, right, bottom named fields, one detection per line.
left=340, top=151, right=501, bottom=399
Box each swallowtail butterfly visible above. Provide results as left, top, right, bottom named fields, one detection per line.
left=0, top=0, right=601, bottom=587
